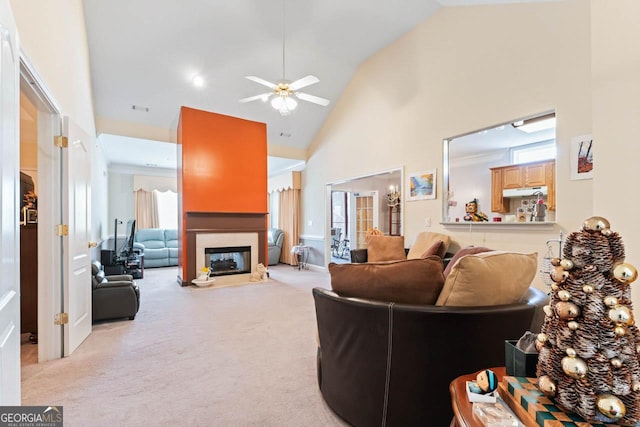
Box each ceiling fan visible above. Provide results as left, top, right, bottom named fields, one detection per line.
left=239, top=0, right=330, bottom=116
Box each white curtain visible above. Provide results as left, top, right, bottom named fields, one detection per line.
left=134, top=189, right=159, bottom=229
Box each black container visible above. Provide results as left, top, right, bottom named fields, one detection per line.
left=505, top=340, right=538, bottom=377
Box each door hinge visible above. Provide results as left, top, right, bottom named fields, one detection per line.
left=54, top=312, right=69, bottom=325
left=55, top=224, right=69, bottom=236
left=54, top=135, right=68, bottom=148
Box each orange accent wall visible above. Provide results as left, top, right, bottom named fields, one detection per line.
left=177, top=106, right=268, bottom=280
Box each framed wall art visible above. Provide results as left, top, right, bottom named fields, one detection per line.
left=407, top=169, right=436, bottom=201
left=570, top=135, right=593, bottom=180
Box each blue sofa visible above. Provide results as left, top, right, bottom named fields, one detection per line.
left=134, top=228, right=178, bottom=268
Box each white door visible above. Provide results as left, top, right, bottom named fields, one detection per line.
left=0, top=0, right=21, bottom=404
left=62, top=119, right=91, bottom=355
left=350, top=191, right=379, bottom=249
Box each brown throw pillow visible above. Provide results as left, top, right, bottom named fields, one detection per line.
left=329, top=257, right=444, bottom=305
left=435, top=251, right=537, bottom=307
left=366, top=235, right=406, bottom=262
left=443, top=246, right=493, bottom=278
left=407, top=232, right=450, bottom=259
left=421, top=240, right=445, bottom=258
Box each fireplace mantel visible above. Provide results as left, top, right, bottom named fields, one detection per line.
left=179, top=212, right=267, bottom=286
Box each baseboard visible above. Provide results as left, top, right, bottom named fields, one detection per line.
left=306, top=264, right=326, bottom=273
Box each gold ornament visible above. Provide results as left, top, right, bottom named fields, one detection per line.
left=566, top=347, right=577, bottom=357
left=609, top=306, right=634, bottom=326
left=637, top=344, right=640, bottom=353
left=568, top=321, right=579, bottom=330
left=538, top=375, right=557, bottom=397
left=596, top=394, right=626, bottom=421
left=583, top=284, right=594, bottom=293
left=543, top=305, right=553, bottom=317
left=562, top=355, right=588, bottom=379
left=556, top=302, right=581, bottom=320
left=604, top=296, right=619, bottom=307
left=537, top=333, right=548, bottom=343
left=613, top=263, right=638, bottom=284
left=551, top=267, right=569, bottom=283
left=551, top=258, right=561, bottom=267
left=633, top=382, right=640, bottom=392
left=583, top=216, right=611, bottom=232
left=560, top=259, right=574, bottom=270
left=615, top=325, right=626, bottom=336
left=602, top=228, right=613, bottom=236
left=611, top=358, right=623, bottom=368
left=558, top=290, right=571, bottom=301
left=551, top=283, right=559, bottom=291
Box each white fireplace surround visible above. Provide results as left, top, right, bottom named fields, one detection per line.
left=195, top=233, right=259, bottom=283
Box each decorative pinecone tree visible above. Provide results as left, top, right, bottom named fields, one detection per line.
left=536, top=216, right=640, bottom=425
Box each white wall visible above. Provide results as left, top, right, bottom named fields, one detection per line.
left=107, top=173, right=134, bottom=237
left=304, top=0, right=593, bottom=289
left=591, top=0, right=640, bottom=314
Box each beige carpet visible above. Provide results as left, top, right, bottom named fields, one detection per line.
left=21, top=265, right=347, bottom=427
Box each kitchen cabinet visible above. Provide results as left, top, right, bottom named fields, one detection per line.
left=490, top=160, right=556, bottom=213
left=491, top=168, right=507, bottom=213
left=502, top=166, right=523, bottom=189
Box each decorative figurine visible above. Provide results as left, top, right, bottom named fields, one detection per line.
left=468, top=369, right=498, bottom=395
left=463, top=198, right=489, bottom=222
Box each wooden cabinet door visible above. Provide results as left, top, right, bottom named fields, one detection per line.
left=524, top=163, right=546, bottom=186
left=502, top=166, right=523, bottom=189
left=546, top=162, right=555, bottom=211
left=491, top=168, right=507, bottom=213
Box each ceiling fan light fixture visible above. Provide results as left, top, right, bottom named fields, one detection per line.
left=271, top=94, right=297, bottom=115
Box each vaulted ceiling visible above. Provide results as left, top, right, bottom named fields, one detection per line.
left=83, top=0, right=553, bottom=172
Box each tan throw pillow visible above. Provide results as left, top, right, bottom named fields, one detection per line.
left=407, top=232, right=451, bottom=260
left=443, top=246, right=493, bottom=278
left=329, top=257, right=444, bottom=305
left=435, top=251, right=537, bottom=307
left=367, top=235, right=406, bottom=262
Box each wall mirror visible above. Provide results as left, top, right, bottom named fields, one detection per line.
left=443, top=111, right=556, bottom=224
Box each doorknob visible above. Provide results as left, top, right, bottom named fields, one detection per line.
left=88, top=241, right=98, bottom=248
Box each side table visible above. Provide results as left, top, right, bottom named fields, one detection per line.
left=449, top=366, right=507, bottom=427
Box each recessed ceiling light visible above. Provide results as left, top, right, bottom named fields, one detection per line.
left=192, top=75, right=205, bottom=88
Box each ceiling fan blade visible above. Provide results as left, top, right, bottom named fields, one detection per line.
left=245, top=76, right=277, bottom=90
left=239, top=93, right=272, bottom=103
left=295, top=92, right=330, bottom=107
left=289, top=75, right=320, bottom=91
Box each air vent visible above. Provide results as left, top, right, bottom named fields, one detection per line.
left=131, top=105, right=149, bottom=112
left=280, top=132, right=291, bottom=137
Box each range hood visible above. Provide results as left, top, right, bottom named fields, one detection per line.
left=503, top=186, right=548, bottom=198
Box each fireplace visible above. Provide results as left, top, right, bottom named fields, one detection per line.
left=205, top=246, right=251, bottom=277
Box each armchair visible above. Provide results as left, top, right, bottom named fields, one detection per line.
left=268, top=228, right=284, bottom=265
left=91, top=260, right=140, bottom=322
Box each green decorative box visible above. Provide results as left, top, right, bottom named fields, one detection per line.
left=505, top=340, right=538, bottom=377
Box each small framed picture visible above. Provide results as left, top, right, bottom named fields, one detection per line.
left=26, top=209, right=37, bottom=224
left=407, top=169, right=437, bottom=201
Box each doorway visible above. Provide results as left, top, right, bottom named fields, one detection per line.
left=326, top=167, right=403, bottom=266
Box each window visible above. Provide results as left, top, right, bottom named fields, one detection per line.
left=511, top=141, right=556, bottom=164
left=155, top=190, right=177, bottom=229
left=270, top=191, right=280, bottom=228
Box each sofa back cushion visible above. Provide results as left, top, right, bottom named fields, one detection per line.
left=436, top=251, right=537, bottom=307
left=407, top=231, right=450, bottom=259
left=164, top=229, right=178, bottom=249
left=268, top=228, right=284, bottom=247
left=366, top=235, right=406, bottom=262
left=135, top=228, right=166, bottom=249
left=329, top=256, right=444, bottom=305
